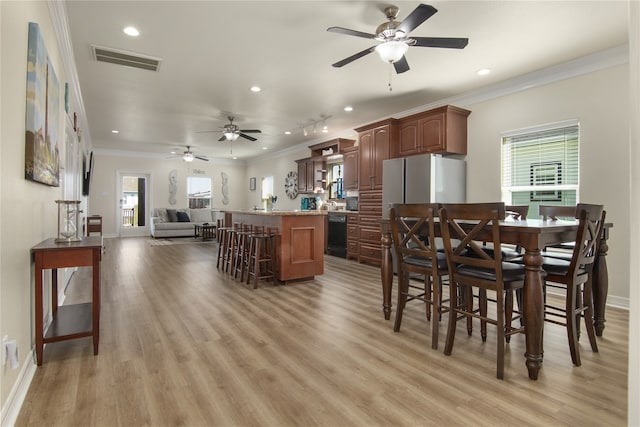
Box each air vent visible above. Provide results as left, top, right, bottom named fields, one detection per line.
left=91, top=45, right=162, bottom=72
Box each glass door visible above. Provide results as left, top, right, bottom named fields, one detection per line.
left=117, top=172, right=150, bottom=237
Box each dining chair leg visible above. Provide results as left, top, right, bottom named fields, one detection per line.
left=479, top=289, right=488, bottom=342
left=566, top=281, right=581, bottom=366
left=431, top=277, right=440, bottom=349
left=444, top=282, right=459, bottom=356
left=496, top=289, right=505, bottom=380
left=465, top=286, right=473, bottom=336
left=583, top=278, right=599, bottom=352
left=425, top=277, right=432, bottom=321
left=505, top=290, right=514, bottom=343
left=393, top=270, right=409, bottom=332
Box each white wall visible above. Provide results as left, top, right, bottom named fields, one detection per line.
left=0, top=0, right=83, bottom=418
left=462, top=65, right=629, bottom=302
left=90, top=153, right=247, bottom=236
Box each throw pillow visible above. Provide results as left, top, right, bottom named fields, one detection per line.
left=157, top=208, right=169, bottom=223
left=176, top=211, right=191, bottom=222
left=166, top=209, right=178, bottom=222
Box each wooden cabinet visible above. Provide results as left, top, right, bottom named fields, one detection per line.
left=356, top=119, right=396, bottom=191
left=357, top=190, right=383, bottom=266
left=346, top=213, right=359, bottom=260
left=296, top=158, right=321, bottom=193
left=393, top=105, right=471, bottom=158
left=342, top=145, right=359, bottom=191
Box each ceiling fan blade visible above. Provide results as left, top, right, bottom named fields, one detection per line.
left=327, top=26, right=376, bottom=39
left=332, top=46, right=376, bottom=68
left=239, top=133, right=257, bottom=142
left=195, top=156, right=209, bottom=162
left=413, top=37, right=469, bottom=49
left=218, top=135, right=227, bottom=142
left=397, top=4, right=438, bottom=35
left=393, top=56, right=410, bottom=74
left=239, top=129, right=262, bottom=133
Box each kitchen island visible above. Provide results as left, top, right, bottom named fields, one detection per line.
left=227, top=210, right=327, bottom=283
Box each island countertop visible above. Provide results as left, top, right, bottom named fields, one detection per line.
left=228, top=210, right=326, bottom=283
left=226, top=210, right=327, bottom=216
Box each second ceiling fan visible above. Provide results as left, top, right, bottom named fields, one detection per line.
left=327, top=3, right=468, bottom=74
left=199, top=116, right=262, bottom=142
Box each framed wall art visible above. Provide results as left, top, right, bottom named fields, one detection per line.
left=249, top=177, right=256, bottom=191
left=25, top=22, right=60, bottom=186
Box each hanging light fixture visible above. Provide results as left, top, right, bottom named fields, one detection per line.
left=183, top=152, right=194, bottom=162
left=224, top=131, right=239, bottom=141
left=375, top=40, right=408, bottom=63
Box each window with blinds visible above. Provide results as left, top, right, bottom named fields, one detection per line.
left=501, top=121, right=579, bottom=218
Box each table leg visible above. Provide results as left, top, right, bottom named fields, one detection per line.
left=34, top=254, right=44, bottom=366
left=593, top=233, right=609, bottom=336
left=523, top=248, right=544, bottom=380
left=51, top=268, right=58, bottom=318
left=380, top=230, right=393, bottom=320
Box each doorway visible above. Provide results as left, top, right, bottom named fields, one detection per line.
left=117, top=172, right=150, bottom=237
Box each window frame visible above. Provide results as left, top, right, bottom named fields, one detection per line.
left=501, top=120, right=580, bottom=215
left=187, top=175, right=212, bottom=209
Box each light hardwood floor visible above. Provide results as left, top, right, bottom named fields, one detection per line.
left=16, top=237, right=628, bottom=426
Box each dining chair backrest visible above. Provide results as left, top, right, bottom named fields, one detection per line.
left=389, top=203, right=440, bottom=270
left=505, top=205, right=529, bottom=220
left=539, top=204, right=576, bottom=220
left=439, top=202, right=506, bottom=279
left=570, top=204, right=605, bottom=275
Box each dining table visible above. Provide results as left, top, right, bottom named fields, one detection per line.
left=379, top=218, right=612, bottom=380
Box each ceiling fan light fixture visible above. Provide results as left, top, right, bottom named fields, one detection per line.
left=375, top=40, right=408, bottom=63
left=183, top=153, right=194, bottom=162
left=224, top=131, right=239, bottom=141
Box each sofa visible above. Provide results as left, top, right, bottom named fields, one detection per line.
left=150, top=208, right=224, bottom=238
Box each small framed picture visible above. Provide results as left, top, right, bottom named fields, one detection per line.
left=249, top=177, right=256, bottom=191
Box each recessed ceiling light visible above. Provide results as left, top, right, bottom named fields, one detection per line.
left=477, top=68, right=491, bottom=76
left=262, top=146, right=268, bottom=150
left=284, top=131, right=292, bottom=135
left=344, top=106, right=353, bottom=112
left=123, top=26, right=139, bottom=37
left=250, top=86, right=261, bottom=92
left=111, top=129, right=119, bottom=134
left=232, top=156, right=238, bottom=160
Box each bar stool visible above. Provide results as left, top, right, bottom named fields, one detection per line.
left=224, top=223, right=242, bottom=274
left=246, top=227, right=277, bottom=288
left=233, top=224, right=254, bottom=280
left=216, top=220, right=232, bottom=270
left=238, top=225, right=264, bottom=282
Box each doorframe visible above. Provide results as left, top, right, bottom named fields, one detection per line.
left=116, top=170, right=152, bottom=237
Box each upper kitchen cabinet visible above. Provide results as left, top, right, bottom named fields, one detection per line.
left=355, top=119, right=397, bottom=191
left=393, top=105, right=471, bottom=157
left=296, top=158, right=317, bottom=194
left=341, top=144, right=359, bottom=191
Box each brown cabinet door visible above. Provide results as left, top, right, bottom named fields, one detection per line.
left=371, top=126, right=391, bottom=190
left=396, top=119, right=420, bottom=157
left=342, top=148, right=358, bottom=190
left=358, top=130, right=373, bottom=191
left=306, top=160, right=315, bottom=192
left=297, top=160, right=307, bottom=193
left=420, top=112, right=445, bottom=153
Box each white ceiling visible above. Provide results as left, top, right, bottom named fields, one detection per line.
left=64, top=1, right=629, bottom=161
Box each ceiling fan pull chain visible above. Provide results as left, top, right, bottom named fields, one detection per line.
left=388, top=62, right=393, bottom=92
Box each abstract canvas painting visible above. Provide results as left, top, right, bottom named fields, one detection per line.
left=25, top=22, right=60, bottom=186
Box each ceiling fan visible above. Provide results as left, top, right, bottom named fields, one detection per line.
left=199, top=116, right=262, bottom=142
left=167, top=146, right=209, bottom=162
left=327, top=3, right=468, bottom=74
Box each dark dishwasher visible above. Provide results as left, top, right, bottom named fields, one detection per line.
left=327, top=213, right=347, bottom=258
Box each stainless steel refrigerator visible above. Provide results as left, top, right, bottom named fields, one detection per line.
left=382, top=153, right=466, bottom=219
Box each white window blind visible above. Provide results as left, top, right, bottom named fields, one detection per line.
left=502, top=122, right=579, bottom=217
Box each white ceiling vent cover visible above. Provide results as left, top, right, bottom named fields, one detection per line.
left=91, top=45, right=162, bottom=72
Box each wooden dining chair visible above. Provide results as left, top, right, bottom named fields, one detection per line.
left=390, top=203, right=449, bottom=349
left=540, top=203, right=605, bottom=366
left=539, top=204, right=578, bottom=256
left=440, top=202, right=526, bottom=379
left=505, top=204, right=529, bottom=220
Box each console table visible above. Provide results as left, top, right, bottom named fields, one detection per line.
left=31, top=236, right=103, bottom=365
